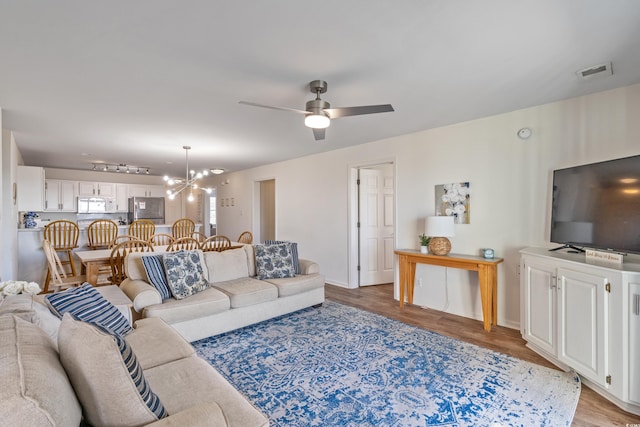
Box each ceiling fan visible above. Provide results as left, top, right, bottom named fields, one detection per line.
left=239, top=80, right=394, bottom=141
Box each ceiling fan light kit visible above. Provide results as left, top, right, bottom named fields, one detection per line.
left=304, top=113, right=330, bottom=129
left=239, top=79, right=394, bottom=140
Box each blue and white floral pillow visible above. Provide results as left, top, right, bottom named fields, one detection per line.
left=162, top=250, right=208, bottom=300
left=254, top=243, right=295, bottom=280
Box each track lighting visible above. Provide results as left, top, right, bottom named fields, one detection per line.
left=91, top=163, right=151, bottom=175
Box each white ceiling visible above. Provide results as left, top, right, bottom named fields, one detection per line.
left=2, top=1, right=640, bottom=178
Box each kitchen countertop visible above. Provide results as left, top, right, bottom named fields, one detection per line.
left=18, top=224, right=184, bottom=232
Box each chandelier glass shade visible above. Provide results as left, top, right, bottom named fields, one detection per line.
left=164, top=146, right=213, bottom=202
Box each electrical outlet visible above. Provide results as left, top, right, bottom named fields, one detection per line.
left=418, top=277, right=423, bottom=287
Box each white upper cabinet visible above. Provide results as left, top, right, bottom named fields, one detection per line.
left=115, top=184, right=129, bottom=212
left=78, top=181, right=116, bottom=197
left=129, top=184, right=165, bottom=198
left=17, top=166, right=45, bottom=211
left=44, top=179, right=77, bottom=212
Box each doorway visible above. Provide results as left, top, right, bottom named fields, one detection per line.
left=349, top=162, right=395, bottom=287
left=253, top=178, right=276, bottom=243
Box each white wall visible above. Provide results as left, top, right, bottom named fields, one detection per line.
left=1, top=129, right=23, bottom=280
left=211, top=82, right=640, bottom=329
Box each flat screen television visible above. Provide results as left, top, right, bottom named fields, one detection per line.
left=550, top=154, right=640, bottom=254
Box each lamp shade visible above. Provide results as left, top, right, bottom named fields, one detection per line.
left=425, top=216, right=455, bottom=237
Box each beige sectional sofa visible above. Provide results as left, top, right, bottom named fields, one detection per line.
left=120, top=244, right=325, bottom=342
left=0, top=295, right=268, bottom=427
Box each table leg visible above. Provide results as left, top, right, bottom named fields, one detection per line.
left=407, top=262, right=417, bottom=305
left=85, top=262, right=100, bottom=286
left=478, top=264, right=492, bottom=332
left=399, top=255, right=406, bottom=308
left=490, top=266, right=498, bottom=326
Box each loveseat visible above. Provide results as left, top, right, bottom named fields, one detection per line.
left=0, top=293, right=269, bottom=427
left=120, top=243, right=325, bottom=342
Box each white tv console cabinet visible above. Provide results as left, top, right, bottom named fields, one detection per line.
left=520, top=247, right=640, bottom=416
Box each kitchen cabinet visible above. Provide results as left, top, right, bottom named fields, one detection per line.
left=520, top=248, right=640, bottom=415
left=78, top=181, right=116, bottom=197
left=115, top=184, right=129, bottom=212
left=44, top=179, right=77, bottom=212
left=128, top=184, right=165, bottom=198
left=17, top=166, right=45, bottom=211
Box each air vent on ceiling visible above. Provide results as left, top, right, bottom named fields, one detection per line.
left=576, top=62, right=613, bottom=81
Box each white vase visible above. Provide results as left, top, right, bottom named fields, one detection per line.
left=420, top=245, right=428, bottom=254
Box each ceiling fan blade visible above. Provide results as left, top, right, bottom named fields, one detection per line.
left=239, top=101, right=309, bottom=115
left=325, top=104, right=394, bottom=119
left=312, top=128, right=326, bottom=141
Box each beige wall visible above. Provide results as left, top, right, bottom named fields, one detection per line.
left=210, top=82, right=640, bottom=329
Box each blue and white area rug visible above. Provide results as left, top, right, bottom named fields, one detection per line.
left=193, top=301, right=580, bottom=426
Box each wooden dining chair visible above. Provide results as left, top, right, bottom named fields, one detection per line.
left=148, top=233, right=174, bottom=247
left=201, top=235, right=232, bottom=252
left=172, top=218, right=195, bottom=239
left=167, top=237, right=201, bottom=252
left=43, top=239, right=86, bottom=293
left=43, top=220, right=80, bottom=292
left=191, top=231, right=207, bottom=244
left=128, top=219, right=156, bottom=241
left=237, top=231, right=253, bottom=244
left=109, top=234, right=137, bottom=248
left=109, top=239, right=154, bottom=285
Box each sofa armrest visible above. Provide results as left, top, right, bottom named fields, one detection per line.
left=120, top=279, right=162, bottom=313
left=144, top=402, right=228, bottom=427
left=298, top=259, right=319, bottom=275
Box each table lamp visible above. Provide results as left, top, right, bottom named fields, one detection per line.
left=426, top=216, right=455, bottom=255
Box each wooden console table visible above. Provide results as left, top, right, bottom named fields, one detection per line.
left=395, top=249, right=503, bottom=332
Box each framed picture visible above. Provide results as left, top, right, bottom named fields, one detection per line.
left=435, top=182, right=470, bottom=224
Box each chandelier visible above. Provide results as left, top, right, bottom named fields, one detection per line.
left=164, top=146, right=219, bottom=202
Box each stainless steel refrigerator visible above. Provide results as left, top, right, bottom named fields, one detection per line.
left=127, top=197, right=165, bottom=224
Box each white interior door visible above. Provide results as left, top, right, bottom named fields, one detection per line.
left=358, top=165, right=395, bottom=286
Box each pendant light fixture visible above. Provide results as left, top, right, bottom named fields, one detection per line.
left=164, top=146, right=213, bottom=202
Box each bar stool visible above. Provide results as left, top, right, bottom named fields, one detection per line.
left=128, top=219, right=156, bottom=241
left=87, top=219, right=119, bottom=249
left=87, top=219, right=119, bottom=285
left=43, top=220, right=79, bottom=293
left=172, top=218, right=195, bottom=239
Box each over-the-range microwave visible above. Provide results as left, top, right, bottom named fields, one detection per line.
left=77, top=197, right=116, bottom=214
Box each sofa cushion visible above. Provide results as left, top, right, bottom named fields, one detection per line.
left=265, top=239, right=301, bottom=274
left=142, top=254, right=172, bottom=300
left=144, top=356, right=269, bottom=427
left=58, top=314, right=168, bottom=426
left=125, top=317, right=196, bottom=370
left=163, top=250, right=209, bottom=300
left=204, top=247, right=249, bottom=283
left=0, top=294, right=61, bottom=347
left=211, top=277, right=278, bottom=308
left=243, top=244, right=257, bottom=277
left=0, top=315, right=82, bottom=427
left=254, top=242, right=295, bottom=280
left=263, top=273, right=325, bottom=297
left=144, top=287, right=230, bottom=324
left=45, top=283, right=132, bottom=337
left=126, top=250, right=209, bottom=283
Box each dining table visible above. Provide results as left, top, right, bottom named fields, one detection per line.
left=75, top=243, right=244, bottom=285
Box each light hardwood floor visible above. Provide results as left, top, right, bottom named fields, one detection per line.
left=325, top=283, right=640, bottom=427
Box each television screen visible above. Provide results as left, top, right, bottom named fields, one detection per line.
left=550, top=154, right=640, bottom=254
